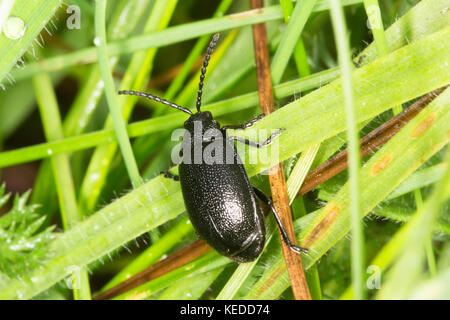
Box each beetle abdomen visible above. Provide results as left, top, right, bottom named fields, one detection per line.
left=179, top=160, right=266, bottom=263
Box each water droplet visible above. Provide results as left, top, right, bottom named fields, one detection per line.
left=93, top=37, right=101, bottom=46
left=47, top=149, right=53, bottom=155
left=3, top=16, right=26, bottom=40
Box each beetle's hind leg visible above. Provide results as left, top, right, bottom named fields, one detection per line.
left=253, top=187, right=308, bottom=254
left=228, top=128, right=285, bottom=148
left=161, top=170, right=179, bottom=181
left=222, top=114, right=265, bottom=130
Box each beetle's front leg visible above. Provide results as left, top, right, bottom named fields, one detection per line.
left=161, top=170, right=180, bottom=181
left=227, top=128, right=285, bottom=148
left=222, top=114, right=265, bottom=130
left=253, top=187, right=308, bottom=254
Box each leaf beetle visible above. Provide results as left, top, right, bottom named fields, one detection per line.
left=119, top=34, right=307, bottom=262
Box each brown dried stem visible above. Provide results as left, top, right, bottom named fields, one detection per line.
left=250, top=0, right=311, bottom=300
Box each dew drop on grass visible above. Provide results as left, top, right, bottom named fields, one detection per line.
left=3, top=16, right=26, bottom=40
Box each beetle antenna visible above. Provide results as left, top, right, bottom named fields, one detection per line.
left=196, top=33, right=220, bottom=112
left=118, top=90, right=193, bottom=115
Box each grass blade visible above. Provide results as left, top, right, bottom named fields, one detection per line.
left=329, top=0, right=365, bottom=300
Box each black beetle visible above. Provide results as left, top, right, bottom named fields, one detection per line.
left=118, top=34, right=307, bottom=262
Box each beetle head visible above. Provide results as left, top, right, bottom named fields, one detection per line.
left=184, top=111, right=220, bottom=133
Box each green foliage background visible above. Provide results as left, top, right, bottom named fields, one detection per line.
left=0, top=0, right=448, bottom=300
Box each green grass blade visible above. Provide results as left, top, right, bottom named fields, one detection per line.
left=377, top=148, right=450, bottom=299
left=387, top=163, right=448, bottom=200
left=32, top=72, right=91, bottom=299
left=329, top=0, right=365, bottom=300
left=94, top=0, right=141, bottom=188
left=0, top=0, right=61, bottom=84
left=363, top=0, right=401, bottom=115
left=271, top=0, right=317, bottom=84
left=158, top=267, right=225, bottom=300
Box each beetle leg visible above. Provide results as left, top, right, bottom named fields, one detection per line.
left=222, top=114, right=265, bottom=130
left=161, top=171, right=180, bottom=181
left=228, top=128, right=285, bottom=148
left=253, top=187, right=308, bottom=254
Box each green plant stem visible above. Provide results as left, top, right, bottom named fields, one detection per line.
left=32, top=72, right=91, bottom=299
left=271, top=0, right=317, bottom=84
left=414, top=189, right=437, bottom=277
left=94, top=0, right=141, bottom=188
left=329, top=0, right=365, bottom=300
left=363, top=0, right=388, bottom=56
left=279, top=0, right=311, bottom=77
left=362, top=0, right=402, bottom=115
